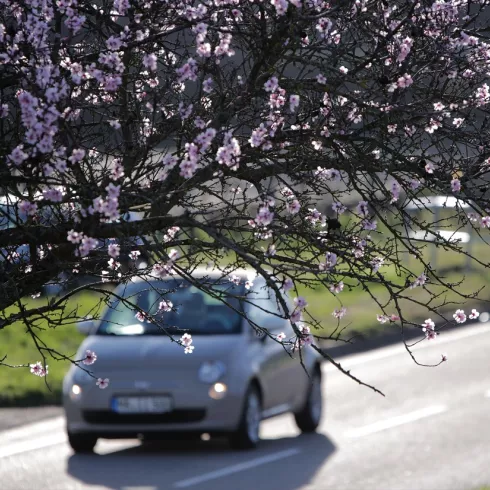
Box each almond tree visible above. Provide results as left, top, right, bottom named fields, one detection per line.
left=1, top=0, right=490, bottom=391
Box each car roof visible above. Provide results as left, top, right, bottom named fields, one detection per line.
left=127, top=268, right=261, bottom=285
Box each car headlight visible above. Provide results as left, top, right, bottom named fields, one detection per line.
left=198, top=361, right=226, bottom=383
left=70, top=384, right=83, bottom=401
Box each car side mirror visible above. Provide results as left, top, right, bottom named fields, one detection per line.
left=77, top=319, right=95, bottom=336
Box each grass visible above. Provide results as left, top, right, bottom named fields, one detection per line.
left=0, top=291, right=104, bottom=406
left=0, top=238, right=489, bottom=406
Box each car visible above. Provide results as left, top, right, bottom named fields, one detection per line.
left=0, top=194, right=31, bottom=268
left=63, top=270, right=323, bottom=453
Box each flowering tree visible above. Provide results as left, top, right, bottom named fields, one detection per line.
left=1, top=0, right=490, bottom=392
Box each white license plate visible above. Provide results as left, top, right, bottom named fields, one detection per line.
left=112, top=396, right=173, bottom=414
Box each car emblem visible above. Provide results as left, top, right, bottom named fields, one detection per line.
left=134, top=381, right=150, bottom=390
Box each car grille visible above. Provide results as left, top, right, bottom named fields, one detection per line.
left=82, top=409, right=206, bottom=425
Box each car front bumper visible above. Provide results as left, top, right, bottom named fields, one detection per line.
left=64, top=378, right=244, bottom=437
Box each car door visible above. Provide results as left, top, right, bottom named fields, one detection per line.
left=246, top=287, right=295, bottom=412
left=267, top=290, right=308, bottom=410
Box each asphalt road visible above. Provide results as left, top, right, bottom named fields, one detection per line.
left=1, top=322, right=490, bottom=490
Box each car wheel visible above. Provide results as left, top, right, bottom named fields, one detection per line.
left=294, top=369, right=322, bottom=433
left=229, top=385, right=261, bottom=450
left=67, top=432, right=98, bottom=453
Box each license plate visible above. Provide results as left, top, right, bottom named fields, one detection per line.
left=112, top=396, right=173, bottom=414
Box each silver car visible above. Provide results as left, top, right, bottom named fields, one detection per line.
left=63, top=271, right=323, bottom=452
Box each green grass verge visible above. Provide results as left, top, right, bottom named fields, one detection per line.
left=0, top=292, right=104, bottom=407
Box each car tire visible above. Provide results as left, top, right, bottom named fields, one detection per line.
left=229, top=385, right=261, bottom=450
left=294, top=369, right=322, bottom=433
left=67, top=432, right=98, bottom=453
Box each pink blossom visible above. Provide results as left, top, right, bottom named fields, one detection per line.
left=286, top=199, right=301, bottom=214
left=362, top=219, right=377, bottom=231
left=325, top=251, right=338, bottom=269
left=135, top=311, right=147, bottom=322
left=339, top=66, right=348, bottom=74
left=356, top=201, right=369, bottom=217
left=422, top=319, right=437, bottom=340
left=107, top=258, right=120, bottom=270
left=168, top=249, right=180, bottom=261
left=283, top=278, right=294, bottom=291
left=96, top=378, right=110, bottom=389
left=371, top=257, right=384, bottom=272
left=333, top=307, right=347, bottom=319
left=453, top=309, right=466, bottom=324
left=129, top=250, right=141, bottom=260
left=332, top=201, right=347, bottom=214
left=292, top=324, right=312, bottom=350
left=19, top=200, right=38, bottom=216
left=390, top=180, right=401, bottom=203
left=481, top=216, right=490, bottom=228
left=315, top=167, right=341, bottom=182
left=108, top=243, right=120, bottom=258
left=451, top=179, right=461, bottom=192
left=410, top=273, right=427, bottom=289
left=158, top=300, right=173, bottom=312
left=316, top=74, right=327, bottom=84
left=82, top=350, right=97, bottom=365
left=152, top=262, right=169, bottom=279
left=397, top=73, right=413, bottom=89
left=264, top=76, right=279, bottom=92
left=143, top=53, right=158, bottom=71
left=8, top=145, right=29, bottom=166
left=329, top=281, right=344, bottom=294
left=293, top=296, right=308, bottom=309
left=43, top=188, right=64, bottom=203
left=276, top=332, right=286, bottom=341
left=255, top=206, right=274, bottom=227
left=289, top=94, right=300, bottom=112
left=69, top=148, right=86, bottom=163
left=202, top=77, right=213, bottom=93
left=290, top=309, right=302, bottom=323
left=377, top=314, right=389, bottom=324
left=67, top=230, right=83, bottom=244
left=469, top=309, right=480, bottom=320
left=30, top=362, right=48, bottom=377
left=181, top=333, right=193, bottom=347
left=106, top=36, right=123, bottom=51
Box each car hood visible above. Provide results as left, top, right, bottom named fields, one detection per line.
left=77, top=334, right=241, bottom=371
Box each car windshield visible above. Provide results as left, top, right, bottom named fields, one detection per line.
left=97, top=279, right=245, bottom=336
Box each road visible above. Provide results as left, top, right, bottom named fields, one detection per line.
left=1, top=322, right=490, bottom=490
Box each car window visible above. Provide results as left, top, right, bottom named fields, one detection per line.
left=0, top=204, right=27, bottom=230
left=97, top=279, right=245, bottom=336
left=246, top=287, right=289, bottom=332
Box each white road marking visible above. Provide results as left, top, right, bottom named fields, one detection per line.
left=0, top=433, right=67, bottom=459
left=173, top=448, right=301, bottom=488
left=324, top=323, right=490, bottom=373
left=1, top=416, right=64, bottom=444
left=345, top=405, right=447, bottom=438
